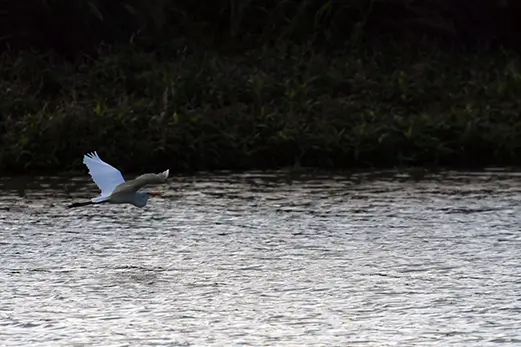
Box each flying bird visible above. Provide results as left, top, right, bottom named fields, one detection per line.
left=67, top=151, right=169, bottom=208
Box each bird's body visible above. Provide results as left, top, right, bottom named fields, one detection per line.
left=67, top=151, right=169, bottom=208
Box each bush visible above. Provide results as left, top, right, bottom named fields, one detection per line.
left=0, top=1, right=520, bottom=56
left=1, top=40, right=521, bottom=173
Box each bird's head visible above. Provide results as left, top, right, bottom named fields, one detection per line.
left=137, top=191, right=162, bottom=207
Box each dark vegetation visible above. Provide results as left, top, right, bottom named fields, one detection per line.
left=1, top=0, right=521, bottom=173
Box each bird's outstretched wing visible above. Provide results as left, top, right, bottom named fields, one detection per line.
left=83, top=151, right=126, bottom=196
left=112, top=169, right=169, bottom=195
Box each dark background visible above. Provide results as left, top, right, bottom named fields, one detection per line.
left=1, top=0, right=519, bottom=56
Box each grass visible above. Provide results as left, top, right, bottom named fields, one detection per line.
left=1, top=39, right=521, bottom=174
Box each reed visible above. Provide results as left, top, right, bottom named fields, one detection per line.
left=1, top=39, right=521, bottom=173
left=0, top=0, right=519, bottom=56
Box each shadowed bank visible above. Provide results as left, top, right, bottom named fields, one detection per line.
left=1, top=1, right=521, bottom=174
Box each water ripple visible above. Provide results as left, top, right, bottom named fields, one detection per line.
left=0, top=171, right=520, bottom=346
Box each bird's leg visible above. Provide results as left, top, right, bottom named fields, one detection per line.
left=66, top=201, right=95, bottom=208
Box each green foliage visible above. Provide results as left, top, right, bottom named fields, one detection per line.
left=0, top=0, right=520, bottom=55
left=1, top=40, right=521, bottom=173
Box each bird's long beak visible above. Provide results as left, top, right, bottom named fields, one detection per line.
left=148, top=191, right=163, bottom=197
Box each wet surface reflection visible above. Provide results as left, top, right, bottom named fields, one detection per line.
left=1, top=170, right=520, bottom=346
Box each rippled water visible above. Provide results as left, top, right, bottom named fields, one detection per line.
left=1, top=170, right=521, bottom=346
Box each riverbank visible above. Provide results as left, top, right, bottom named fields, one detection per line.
left=1, top=40, right=521, bottom=174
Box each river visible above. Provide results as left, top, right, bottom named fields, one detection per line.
left=1, top=170, right=520, bottom=346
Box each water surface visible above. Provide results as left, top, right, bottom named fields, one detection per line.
left=1, top=170, right=520, bottom=346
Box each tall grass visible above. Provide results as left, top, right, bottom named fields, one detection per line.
left=1, top=1, right=521, bottom=173
left=0, top=0, right=519, bottom=55
left=1, top=40, right=521, bottom=173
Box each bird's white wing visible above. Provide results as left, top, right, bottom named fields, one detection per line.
left=83, top=151, right=125, bottom=196
left=112, top=169, right=169, bottom=195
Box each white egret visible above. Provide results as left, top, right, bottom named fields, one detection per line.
left=67, top=151, right=169, bottom=208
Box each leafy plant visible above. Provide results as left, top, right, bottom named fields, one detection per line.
left=1, top=39, right=521, bottom=173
